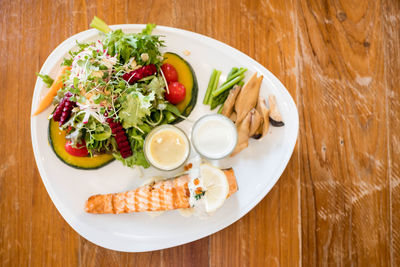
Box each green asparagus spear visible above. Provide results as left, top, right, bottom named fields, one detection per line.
left=219, top=68, right=247, bottom=87
left=226, top=67, right=238, bottom=80
left=212, top=74, right=245, bottom=97
left=217, top=104, right=224, bottom=114
left=203, top=69, right=217, bottom=104
left=209, top=71, right=222, bottom=104
left=210, top=88, right=230, bottom=110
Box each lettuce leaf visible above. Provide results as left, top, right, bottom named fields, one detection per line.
left=113, top=150, right=150, bottom=168
left=147, top=76, right=165, bottom=99
left=119, top=91, right=155, bottom=128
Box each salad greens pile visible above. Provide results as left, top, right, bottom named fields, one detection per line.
left=44, top=17, right=183, bottom=168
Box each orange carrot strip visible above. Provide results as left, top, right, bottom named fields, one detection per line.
left=32, top=66, right=71, bottom=116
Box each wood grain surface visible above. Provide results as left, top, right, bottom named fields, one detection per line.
left=0, top=0, right=399, bottom=266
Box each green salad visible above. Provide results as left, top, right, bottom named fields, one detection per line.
left=41, top=17, right=190, bottom=169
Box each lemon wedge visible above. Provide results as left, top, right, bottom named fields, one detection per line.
left=200, top=163, right=229, bottom=213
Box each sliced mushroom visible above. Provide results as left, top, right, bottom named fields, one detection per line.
left=256, top=97, right=270, bottom=137
left=229, top=111, right=237, bottom=122
left=253, top=125, right=263, bottom=140
left=221, top=85, right=241, bottom=118
left=231, top=111, right=251, bottom=157
left=249, top=108, right=263, bottom=138
left=268, top=95, right=284, bottom=127
left=234, top=73, right=263, bottom=123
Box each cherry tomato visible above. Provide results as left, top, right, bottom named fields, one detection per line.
left=161, top=63, right=179, bottom=83
left=165, top=82, right=186, bottom=104
left=65, top=140, right=89, bottom=157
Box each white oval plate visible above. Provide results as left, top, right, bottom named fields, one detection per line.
left=31, top=25, right=298, bottom=252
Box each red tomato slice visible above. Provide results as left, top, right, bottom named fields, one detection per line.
left=161, top=63, right=179, bottom=83
left=165, top=81, right=186, bottom=104
left=65, top=140, right=89, bottom=157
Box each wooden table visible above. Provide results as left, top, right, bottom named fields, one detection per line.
left=1, top=0, right=399, bottom=266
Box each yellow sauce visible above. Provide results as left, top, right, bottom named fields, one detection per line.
left=145, top=126, right=189, bottom=170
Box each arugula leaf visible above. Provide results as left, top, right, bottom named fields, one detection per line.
left=90, top=16, right=112, bottom=34
left=102, top=24, right=164, bottom=65
left=61, top=41, right=91, bottom=67
left=62, top=58, right=73, bottom=66
left=36, top=73, right=54, bottom=88
left=141, top=23, right=156, bottom=35
left=119, top=92, right=155, bottom=128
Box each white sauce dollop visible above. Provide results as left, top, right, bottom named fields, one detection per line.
left=178, top=156, right=209, bottom=218
left=192, top=114, right=237, bottom=159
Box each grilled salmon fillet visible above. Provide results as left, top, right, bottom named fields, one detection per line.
left=85, top=168, right=237, bottom=214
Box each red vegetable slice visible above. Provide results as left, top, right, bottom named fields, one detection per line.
left=161, top=63, right=178, bottom=83
left=106, top=117, right=132, bottom=158
left=122, top=64, right=157, bottom=84
left=65, top=141, right=89, bottom=157
left=165, top=81, right=186, bottom=104
left=53, top=92, right=76, bottom=126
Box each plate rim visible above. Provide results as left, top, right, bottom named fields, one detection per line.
left=31, top=24, right=299, bottom=252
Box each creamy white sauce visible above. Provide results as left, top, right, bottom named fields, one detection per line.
left=187, top=156, right=203, bottom=207
left=144, top=125, right=189, bottom=170
left=192, top=114, right=237, bottom=159
left=179, top=198, right=209, bottom=219
left=178, top=156, right=210, bottom=218
left=178, top=207, right=195, bottom=217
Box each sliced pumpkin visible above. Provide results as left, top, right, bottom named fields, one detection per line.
left=163, top=52, right=198, bottom=117
left=48, top=119, right=114, bottom=169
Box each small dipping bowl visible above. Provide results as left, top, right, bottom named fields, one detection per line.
left=144, top=125, right=190, bottom=171
left=191, top=114, right=238, bottom=160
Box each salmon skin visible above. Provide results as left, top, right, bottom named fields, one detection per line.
left=85, top=168, right=237, bottom=214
